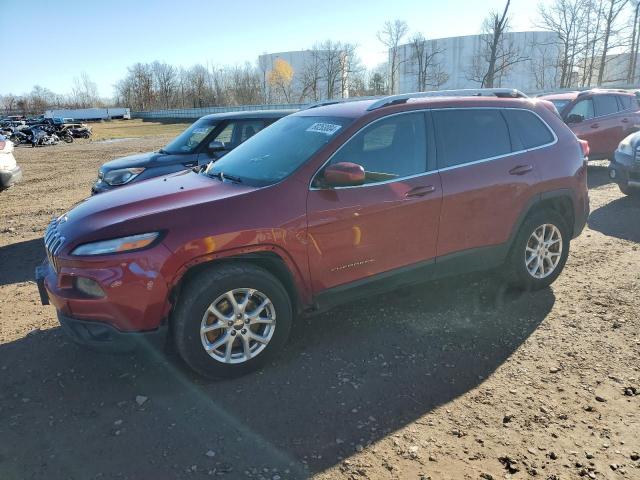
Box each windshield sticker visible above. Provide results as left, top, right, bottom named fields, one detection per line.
left=306, top=123, right=342, bottom=135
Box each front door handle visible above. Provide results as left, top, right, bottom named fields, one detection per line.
left=182, top=161, right=197, bottom=167
left=509, top=164, right=534, bottom=176
left=405, top=185, right=436, bottom=198
left=621, top=118, right=629, bottom=124
left=590, top=123, right=600, bottom=129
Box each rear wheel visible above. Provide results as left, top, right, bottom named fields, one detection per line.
left=172, top=263, right=293, bottom=379
left=506, top=210, right=570, bottom=290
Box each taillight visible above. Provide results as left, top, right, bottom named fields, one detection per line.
left=578, top=139, right=590, bottom=158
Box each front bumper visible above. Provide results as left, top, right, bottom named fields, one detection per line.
left=609, top=151, right=640, bottom=188
left=57, top=311, right=168, bottom=352
left=35, top=262, right=168, bottom=351
left=0, top=165, right=22, bottom=189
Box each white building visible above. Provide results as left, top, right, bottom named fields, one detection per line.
left=395, top=31, right=562, bottom=94
left=258, top=50, right=349, bottom=102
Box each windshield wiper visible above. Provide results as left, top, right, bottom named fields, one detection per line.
left=159, top=148, right=169, bottom=154
left=206, top=171, right=243, bottom=184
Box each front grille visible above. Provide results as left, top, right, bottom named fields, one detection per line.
left=44, top=218, right=65, bottom=270
left=635, top=147, right=640, bottom=165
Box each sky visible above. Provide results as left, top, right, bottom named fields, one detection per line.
left=0, top=0, right=549, bottom=98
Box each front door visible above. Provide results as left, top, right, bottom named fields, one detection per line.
left=306, top=111, right=442, bottom=293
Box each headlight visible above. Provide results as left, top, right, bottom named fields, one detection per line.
left=71, top=232, right=160, bottom=256
left=102, top=167, right=145, bottom=185
left=617, top=136, right=634, bottom=156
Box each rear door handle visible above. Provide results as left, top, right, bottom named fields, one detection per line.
left=590, top=123, right=600, bottom=129
left=509, top=165, right=534, bottom=176
left=621, top=118, right=629, bottom=123
left=182, top=161, right=197, bottom=167
left=405, top=185, right=436, bottom=198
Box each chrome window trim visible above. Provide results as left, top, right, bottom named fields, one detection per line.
left=309, top=107, right=558, bottom=191
left=570, top=95, right=630, bottom=121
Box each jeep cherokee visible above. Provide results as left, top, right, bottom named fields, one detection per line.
left=36, top=89, right=589, bottom=378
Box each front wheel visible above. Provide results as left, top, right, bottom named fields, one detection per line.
left=619, top=182, right=639, bottom=197
left=506, top=210, right=570, bottom=290
left=172, top=263, right=293, bottom=379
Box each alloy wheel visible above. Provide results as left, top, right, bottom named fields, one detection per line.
left=525, top=223, right=563, bottom=279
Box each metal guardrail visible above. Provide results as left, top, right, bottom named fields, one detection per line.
left=132, top=103, right=307, bottom=120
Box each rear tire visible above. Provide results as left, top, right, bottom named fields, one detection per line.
left=505, top=209, right=570, bottom=291
left=172, top=263, right=293, bottom=379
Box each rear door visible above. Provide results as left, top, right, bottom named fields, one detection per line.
left=591, top=94, right=625, bottom=157
left=306, top=111, right=442, bottom=293
left=617, top=95, right=640, bottom=137
left=433, top=108, right=550, bottom=258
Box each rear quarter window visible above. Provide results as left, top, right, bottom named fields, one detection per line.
left=617, top=95, right=636, bottom=111
left=503, top=109, right=555, bottom=150
left=433, top=109, right=511, bottom=168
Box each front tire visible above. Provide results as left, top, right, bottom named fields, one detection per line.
left=172, top=263, right=293, bottom=379
left=619, top=182, right=639, bottom=197
left=506, top=210, right=570, bottom=290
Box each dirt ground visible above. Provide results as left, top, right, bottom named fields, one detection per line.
left=0, top=131, right=638, bottom=480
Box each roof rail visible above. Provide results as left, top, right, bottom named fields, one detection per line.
left=577, top=88, right=632, bottom=96
left=366, top=88, right=528, bottom=111
left=303, top=95, right=380, bottom=110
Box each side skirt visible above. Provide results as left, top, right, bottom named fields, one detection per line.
left=311, top=243, right=509, bottom=314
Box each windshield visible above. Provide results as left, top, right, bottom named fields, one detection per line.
left=549, top=99, right=571, bottom=112
left=163, top=118, right=218, bottom=154
left=205, top=115, right=353, bottom=186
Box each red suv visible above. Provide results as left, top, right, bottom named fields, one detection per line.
left=540, top=89, right=640, bottom=160
left=36, top=89, right=589, bottom=378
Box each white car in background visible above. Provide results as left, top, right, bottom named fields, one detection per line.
left=0, top=135, right=22, bottom=191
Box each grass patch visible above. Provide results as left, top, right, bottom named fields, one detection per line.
left=89, top=119, right=187, bottom=141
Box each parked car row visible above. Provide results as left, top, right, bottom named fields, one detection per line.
left=37, top=88, right=596, bottom=379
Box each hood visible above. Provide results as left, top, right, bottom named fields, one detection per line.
left=57, top=170, right=257, bottom=250
left=100, top=151, right=166, bottom=171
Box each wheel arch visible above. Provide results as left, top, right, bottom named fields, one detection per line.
left=510, top=190, right=576, bottom=247
left=168, top=248, right=308, bottom=321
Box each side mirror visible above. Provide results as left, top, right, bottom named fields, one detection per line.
left=323, top=162, right=365, bottom=187
left=566, top=113, right=584, bottom=124
left=208, top=140, right=227, bottom=153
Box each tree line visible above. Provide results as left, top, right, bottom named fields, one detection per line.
left=2, top=0, right=639, bottom=115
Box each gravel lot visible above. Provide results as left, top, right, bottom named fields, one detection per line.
left=0, top=135, right=638, bottom=480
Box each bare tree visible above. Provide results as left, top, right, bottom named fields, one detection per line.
left=596, top=0, right=629, bottom=84
left=377, top=20, right=409, bottom=93
left=410, top=34, right=449, bottom=90
left=71, top=72, right=100, bottom=108
left=152, top=62, right=177, bottom=109
left=468, top=0, right=529, bottom=87
left=628, top=0, right=640, bottom=82
left=537, top=0, right=590, bottom=88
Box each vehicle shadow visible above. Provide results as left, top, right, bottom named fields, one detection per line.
left=0, top=238, right=44, bottom=286
left=587, top=163, right=613, bottom=189
left=589, top=195, right=640, bottom=243
left=0, top=274, right=554, bottom=479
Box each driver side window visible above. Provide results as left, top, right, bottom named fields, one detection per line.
left=568, top=99, right=595, bottom=120
left=328, top=112, right=427, bottom=184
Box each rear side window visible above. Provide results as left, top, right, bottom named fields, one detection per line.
left=617, top=95, right=635, bottom=111
left=503, top=109, right=554, bottom=149
left=433, top=109, right=511, bottom=168
left=594, top=95, right=619, bottom=116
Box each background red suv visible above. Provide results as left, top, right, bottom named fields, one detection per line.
left=36, top=90, right=589, bottom=378
left=540, top=89, right=640, bottom=160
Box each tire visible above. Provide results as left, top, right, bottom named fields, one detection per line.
left=63, top=135, right=73, bottom=143
left=619, top=183, right=639, bottom=197
left=172, top=262, right=293, bottom=379
left=505, top=209, right=570, bottom=291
